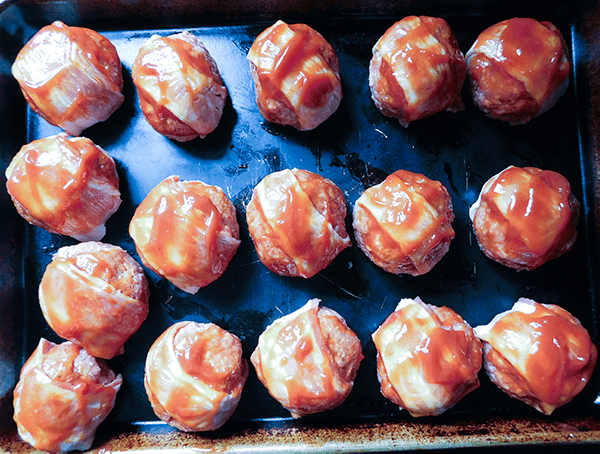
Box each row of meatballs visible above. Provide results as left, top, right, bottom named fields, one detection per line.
left=13, top=293, right=598, bottom=452
left=11, top=16, right=571, bottom=143
left=5, top=131, right=582, bottom=291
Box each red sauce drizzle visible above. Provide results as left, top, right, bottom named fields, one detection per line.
left=142, top=179, right=223, bottom=278
left=276, top=307, right=337, bottom=409
left=134, top=35, right=214, bottom=107
left=496, top=19, right=557, bottom=77
left=44, top=250, right=114, bottom=322
left=279, top=185, right=327, bottom=258
left=174, top=324, right=231, bottom=390
left=7, top=135, right=101, bottom=229
left=252, top=22, right=334, bottom=110
left=378, top=57, right=407, bottom=109
left=480, top=18, right=569, bottom=101
left=420, top=326, right=472, bottom=386
left=388, top=18, right=449, bottom=87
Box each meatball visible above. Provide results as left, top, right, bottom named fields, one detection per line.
left=13, top=339, right=122, bottom=452
left=144, top=321, right=248, bottom=431
left=369, top=16, right=466, bottom=126
left=129, top=175, right=241, bottom=293
left=251, top=299, right=363, bottom=418
left=353, top=169, right=455, bottom=276
left=246, top=168, right=351, bottom=278
left=5, top=133, right=121, bottom=242
left=132, top=31, right=228, bottom=141
left=474, top=298, right=598, bottom=415
left=39, top=241, right=150, bottom=359
left=466, top=18, right=571, bottom=125
left=372, top=297, right=482, bottom=417
left=247, top=20, right=343, bottom=131
left=12, top=21, right=124, bottom=135
left=469, top=165, right=579, bottom=271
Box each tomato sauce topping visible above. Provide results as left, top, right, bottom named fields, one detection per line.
left=250, top=21, right=335, bottom=110
left=139, top=177, right=223, bottom=278
left=474, top=18, right=569, bottom=103
left=7, top=134, right=103, bottom=228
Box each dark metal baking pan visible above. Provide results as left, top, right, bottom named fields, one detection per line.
left=1, top=0, right=600, bottom=451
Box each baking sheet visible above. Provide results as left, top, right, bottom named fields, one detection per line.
left=1, top=0, right=600, bottom=451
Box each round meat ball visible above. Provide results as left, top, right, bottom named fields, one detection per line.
left=13, top=339, right=122, bottom=452
left=129, top=175, right=241, bottom=293
left=372, top=297, right=482, bottom=417
left=353, top=169, right=455, bottom=276
left=369, top=16, right=466, bottom=127
left=39, top=241, right=150, bottom=359
left=474, top=298, right=597, bottom=415
left=465, top=18, right=571, bottom=125
left=469, top=165, right=579, bottom=271
left=144, top=321, right=248, bottom=431
left=5, top=133, right=121, bottom=242
left=247, top=20, right=343, bottom=131
left=246, top=168, right=351, bottom=278
left=251, top=299, right=363, bottom=418
left=132, top=31, right=228, bottom=141
left=12, top=21, right=124, bottom=135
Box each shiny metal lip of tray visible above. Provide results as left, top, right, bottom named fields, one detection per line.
left=1, top=0, right=600, bottom=452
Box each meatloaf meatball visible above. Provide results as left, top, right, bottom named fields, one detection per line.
left=12, top=21, right=124, bottom=135
left=145, top=321, right=248, bottom=431
left=247, top=20, right=343, bottom=130
left=353, top=169, right=455, bottom=276
left=469, top=165, right=579, bottom=271
left=474, top=298, right=597, bottom=415
left=251, top=299, right=363, bottom=418
left=466, top=18, right=570, bottom=125
left=372, top=297, right=482, bottom=417
left=132, top=31, right=228, bottom=141
left=246, top=168, right=351, bottom=278
left=369, top=16, right=466, bottom=126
